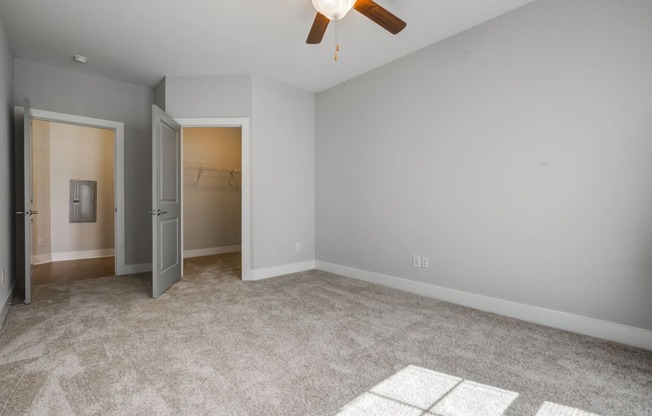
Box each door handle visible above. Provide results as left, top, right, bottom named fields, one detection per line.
left=16, top=210, right=38, bottom=216
left=148, top=209, right=168, bottom=216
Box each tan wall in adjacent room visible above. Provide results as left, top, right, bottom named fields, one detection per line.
left=49, top=122, right=115, bottom=255
left=32, top=120, right=51, bottom=261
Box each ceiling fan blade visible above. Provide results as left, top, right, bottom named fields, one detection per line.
left=306, top=13, right=330, bottom=44
left=354, top=0, right=407, bottom=35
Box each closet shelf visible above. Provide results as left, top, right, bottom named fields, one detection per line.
left=184, top=164, right=240, bottom=188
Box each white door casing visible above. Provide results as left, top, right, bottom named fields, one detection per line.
left=175, top=118, right=252, bottom=280
left=27, top=108, right=126, bottom=276
left=17, top=98, right=34, bottom=304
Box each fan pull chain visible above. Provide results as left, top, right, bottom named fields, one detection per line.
left=334, top=22, right=340, bottom=61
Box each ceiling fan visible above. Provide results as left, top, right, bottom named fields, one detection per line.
left=306, top=0, right=407, bottom=44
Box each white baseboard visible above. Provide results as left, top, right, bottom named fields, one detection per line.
left=246, top=260, right=316, bottom=281
left=34, top=249, right=115, bottom=264
left=0, top=281, right=15, bottom=329
left=120, top=263, right=152, bottom=275
left=119, top=259, right=314, bottom=280
left=315, top=261, right=652, bottom=351
left=184, top=245, right=241, bottom=259
left=32, top=253, right=52, bottom=265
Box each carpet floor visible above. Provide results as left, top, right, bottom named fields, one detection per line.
left=0, top=253, right=650, bottom=416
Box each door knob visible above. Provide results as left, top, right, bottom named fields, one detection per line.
left=16, top=210, right=38, bottom=216
left=148, top=209, right=168, bottom=216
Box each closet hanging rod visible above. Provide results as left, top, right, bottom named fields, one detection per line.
left=184, top=164, right=240, bottom=173
left=184, top=164, right=241, bottom=185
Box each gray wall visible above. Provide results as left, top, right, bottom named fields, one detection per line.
left=316, top=0, right=652, bottom=330
left=163, top=74, right=315, bottom=270
left=0, top=10, right=14, bottom=320
left=251, top=76, right=315, bottom=268
left=153, top=78, right=166, bottom=111
left=165, top=75, right=251, bottom=117
left=14, top=58, right=154, bottom=266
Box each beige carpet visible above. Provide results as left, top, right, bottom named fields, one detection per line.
left=0, top=253, right=650, bottom=415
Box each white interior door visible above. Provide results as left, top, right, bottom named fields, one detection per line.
left=16, top=98, right=36, bottom=304
left=151, top=105, right=182, bottom=298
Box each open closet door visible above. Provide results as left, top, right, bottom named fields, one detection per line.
left=151, top=105, right=182, bottom=298
left=16, top=98, right=36, bottom=304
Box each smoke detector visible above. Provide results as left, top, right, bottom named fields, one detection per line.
left=72, top=55, right=88, bottom=64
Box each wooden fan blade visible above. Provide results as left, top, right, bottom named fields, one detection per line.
left=354, top=0, right=406, bottom=34
left=306, top=13, right=330, bottom=44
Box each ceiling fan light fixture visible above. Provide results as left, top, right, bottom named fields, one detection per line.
left=312, top=0, right=356, bottom=21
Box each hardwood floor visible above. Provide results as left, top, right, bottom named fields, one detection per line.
left=32, top=257, right=115, bottom=286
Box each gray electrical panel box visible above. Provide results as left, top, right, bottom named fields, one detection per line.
left=70, top=180, right=97, bottom=223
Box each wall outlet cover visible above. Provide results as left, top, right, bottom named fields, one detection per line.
left=413, top=255, right=421, bottom=267
left=422, top=257, right=429, bottom=268
left=295, top=242, right=301, bottom=252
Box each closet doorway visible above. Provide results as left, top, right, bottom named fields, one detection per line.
left=182, top=126, right=243, bottom=279
left=31, top=120, right=116, bottom=286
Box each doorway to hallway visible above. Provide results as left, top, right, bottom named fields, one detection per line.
left=30, top=120, right=116, bottom=287
left=14, top=104, right=126, bottom=304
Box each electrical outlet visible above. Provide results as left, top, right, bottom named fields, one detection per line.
left=413, top=255, right=421, bottom=268
left=422, top=257, right=429, bottom=268
left=38, top=237, right=45, bottom=246
left=295, top=242, right=301, bottom=252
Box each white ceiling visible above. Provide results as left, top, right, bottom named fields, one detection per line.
left=0, top=0, right=535, bottom=92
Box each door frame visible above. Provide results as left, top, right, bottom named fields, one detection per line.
left=19, top=107, right=127, bottom=276
left=175, top=118, right=252, bottom=280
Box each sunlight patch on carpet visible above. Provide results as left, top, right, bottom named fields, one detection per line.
left=337, top=393, right=423, bottom=416
left=430, top=380, right=518, bottom=416
left=370, top=365, right=461, bottom=410
left=336, top=365, right=517, bottom=416
left=336, top=365, right=601, bottom=416
left=535, top=401, right=601, bottom=416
